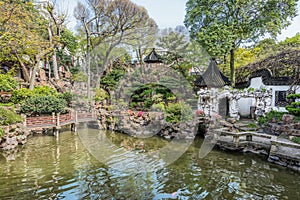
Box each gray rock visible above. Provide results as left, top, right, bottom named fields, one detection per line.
left=282, top=114, right=295, bottom=124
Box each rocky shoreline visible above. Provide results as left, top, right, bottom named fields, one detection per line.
left=96, top=107, right=199, bottom=140
left=0, top=123, right=29, bottom=151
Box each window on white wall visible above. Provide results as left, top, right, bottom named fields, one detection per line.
left=275, top=91, right=288, bottom=107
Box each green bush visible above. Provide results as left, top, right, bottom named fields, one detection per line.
left=11, top=86, right=57, bottom=103
left=0, top=107, right=23, bottom=125
left=0, top=74, right=19, bottom=92
left=94, top=89, right=109, bottom=102
left=72, top=71, right=88, bottom=82
left=144, top=98, right=153, bottom=108
left=32, top=86, right=57, bottom=96
left=180, top=102, right=193, bottom=121
left=292, top=137, right=300, bottom=144
left=57, top=91, right=74, bottom=105
left=286, top=94, right=300, bottom=99
left=258, top=110, right=286, bottom=125
left=166, top=103, right=181, bottom=123
left=129, top=84, right=176, bottom=110
left=20, top=95, right=67, bottom=116
left=286, top=102, right=300, bottom=116
left=0, top=102, right=14, bottom=107
left=247, top=123, right=258, bottom=129
left=286, top=94, right=300, bottom=116
left=100, top=69, right=125, bottom=91
left=0, top=127, right=3, bottom=137
left=165, top=102, right=192, bottom=123
left=152, top=94, right=164, bottom=103
left=11, top=88, right=34, bottom=103
left=151, top=102, right=165, bottom=112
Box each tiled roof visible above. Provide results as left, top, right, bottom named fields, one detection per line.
left=194, top=59, right=231, bottom=88
left=144, top=48, right=163, bottom=63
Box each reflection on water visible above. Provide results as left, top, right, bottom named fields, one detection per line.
left=0, top=127, right=299, bottom=199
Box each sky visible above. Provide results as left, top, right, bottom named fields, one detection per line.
left=61, top=0, right=300, bottom=41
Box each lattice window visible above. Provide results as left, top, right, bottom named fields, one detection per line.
left=275, top=91, right=288, bottom=107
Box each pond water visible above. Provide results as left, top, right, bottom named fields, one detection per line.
left=0, top=126, right=299, bottom=200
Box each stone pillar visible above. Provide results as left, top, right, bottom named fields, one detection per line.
left=246, top=134, right=252, bottom=141
left=233, top=135, right=240, bottom=144
left=52, top=112, right=55, bottom=124
left=229, top=98, right=239, bottom=120
left=56, top=113, right=60, bottom=127
left=75, top=111, right=78, bottom=123
left=21, top=114, right=27, bottom=127
left=71, top=123, right=77, bottom=132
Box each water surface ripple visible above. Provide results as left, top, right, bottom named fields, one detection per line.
left=0, top=127, right=299, bottom=199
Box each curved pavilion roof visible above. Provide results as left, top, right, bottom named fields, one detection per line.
left=195, top=59, right=231, bottom=88
left=144, top=48, right=163, bottom=64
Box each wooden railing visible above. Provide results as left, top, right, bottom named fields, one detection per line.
left=24, top=110, right=96, bottom=128
left=0, top=91, right=12, bottom=95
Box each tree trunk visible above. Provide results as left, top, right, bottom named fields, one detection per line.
left=29, top=57, right=40, bottom=90
left=47, top=57, right=51, bottom=79
left=230, top=48, right=235, bottom=86
left=87, top=34, right=91, bottom=99
left=15, top=54, right=30, bottom=82
left=52, top=48, right=59, bottom=80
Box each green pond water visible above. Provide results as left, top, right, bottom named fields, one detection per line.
left=0, top=126, right=299, bottom=200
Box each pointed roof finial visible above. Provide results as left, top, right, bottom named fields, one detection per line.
left=144, top=48, right=163, bottom=63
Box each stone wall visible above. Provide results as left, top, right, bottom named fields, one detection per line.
left=197, top=87, right=272, bottom=120
left=0, top=123, right=29, bottom=151
left=264, top=114, right=300, bottom=136
left=268, top=140, right=300, bottom=172
left=96, top=107, right=198, bottom=140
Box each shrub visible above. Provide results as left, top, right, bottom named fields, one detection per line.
left=292, top=137, right=300, bottom=144
left=0, top=127, right=3, bottom=137
left=0, top=102, right=14, bottom=107
left=166, top=103, right=182, bottom=123
left=151, top=102, right=165, bottom=112
left=100, top=69, right=125, bottom=91
left=247, top=123, right=258, bottom=129
left=144, top=98, right=153, bottom=108
left=72, top=71, right=88, bottom=82
left=0, top=74, right=19, bottom=92
left=287, top=93, right=300, bottom=100
left=286, top=102, right=300, bottom=116
left=257, top=110, right=286, bottom=125
left=57, top=91, right=74, bottom=105
left=11, top=86, right=57, bottom=104
left=286, top=94, right=300, bottom=116
left=20, top=95, right=67, bottom=116
left=11, top=88, right=34, bottom=103
left=0, top=107, right=23, bottom=125
left=152, top=94, right=163, bottom=103
left=94, top=89, right=109, bottom=102
left=32, top=86, right=57, bottom=96
left=165, top=102, right=192, bottom=123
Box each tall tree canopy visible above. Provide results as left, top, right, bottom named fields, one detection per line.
left=184, top=0, right=299, bottom=85
left=74, top=0, right=156, bottom=98
left=0, top=0, right=52, bottom=88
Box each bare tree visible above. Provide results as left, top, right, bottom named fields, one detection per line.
left=46, top=1, right=67, bottom=80
left=74, top=0, right=156, bottom=99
